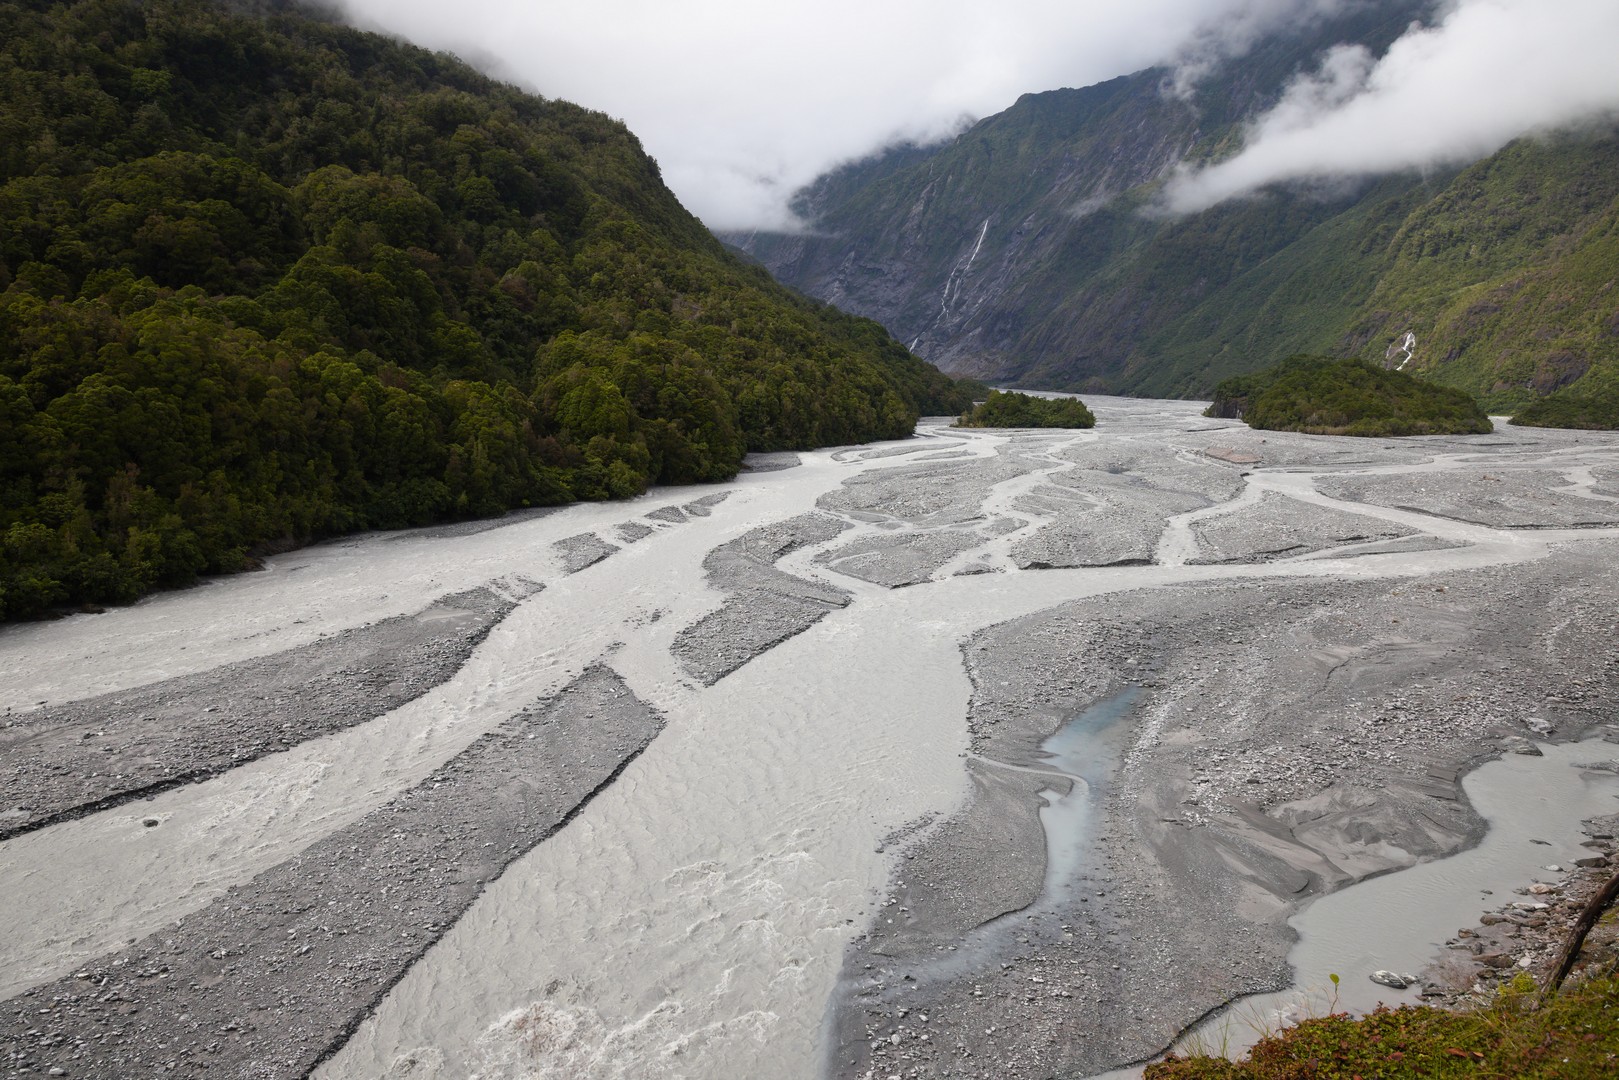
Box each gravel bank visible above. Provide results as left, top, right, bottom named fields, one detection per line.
left=1009, top=440, right=1241, bottom=569
left=551, top=532, right=619, bottom=573
left=820, top=452, right=1035, bottom=526
left=833, top=540, right=1619, bottom=1079
left=817, top=530, right=988, bottom=588
left=1319, top=469, right=1619, bottom=529
left=1188, top=492, right=1415, bottom=564
left=1423, top=807, right=1619, bottom=1003
left=0, top=666, right=661, bottom=1079
left=0, top=583, right=534, bottom=842
left=672, top=512, right=851, bottom=685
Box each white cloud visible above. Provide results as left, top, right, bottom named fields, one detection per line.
left=333, top=0, right=1366, bottom=230
left=1165, top=0, right=1619, bottom=213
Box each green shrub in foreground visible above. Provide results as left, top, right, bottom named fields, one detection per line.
left=1147, top=972, right=1619, bottom=1079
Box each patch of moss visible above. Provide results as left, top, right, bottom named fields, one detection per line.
left=1147, top=972, right=1619, bottom=1079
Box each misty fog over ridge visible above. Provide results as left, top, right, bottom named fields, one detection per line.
left=330, top=0, right=1619, bottom=230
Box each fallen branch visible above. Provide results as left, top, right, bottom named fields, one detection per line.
left=1546, top=864, right=1619, bottom=993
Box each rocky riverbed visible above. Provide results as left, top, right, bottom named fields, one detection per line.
left=3, top=399, right=1618, bottom=1080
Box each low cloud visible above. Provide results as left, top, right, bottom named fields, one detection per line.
left=334, top=0, right=1374, bottom=230
left=1164, top=0, right=1619, bottom=214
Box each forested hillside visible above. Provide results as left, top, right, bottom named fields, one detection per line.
left=0, top=0, right=974, bottom=619
left=1205, top=356, right=1492, bottom=437
left=728, top=0, right=1619, bottom=424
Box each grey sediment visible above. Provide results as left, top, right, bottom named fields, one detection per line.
left=0, top=583, right=535, bottom=842
left=552, top=532, right=619, bottom=573
left=673, top=511, right=852, bottom=685
left=831, top=539, right=1619, bottom=1078
left=0, top=665, right=662, bottom=1080
left=1186, top=492, right=1415, bottom=564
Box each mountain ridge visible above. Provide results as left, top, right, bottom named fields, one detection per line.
left=0, top=0, right=975, bottom=618
left=727, top=0, right=1619, bottom=417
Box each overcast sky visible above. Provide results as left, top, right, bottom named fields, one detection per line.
left=336, top=0, right=1619, bottom=230
left=1164, top=0, right=1619, bottom=213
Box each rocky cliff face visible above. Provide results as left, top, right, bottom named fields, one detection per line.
left=727, top=0, right=1619, bottom=413
left=732, top=72, right=1198, bottom=377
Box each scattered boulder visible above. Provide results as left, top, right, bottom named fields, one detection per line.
left=1370, top=970, right=1416, bottom=989
left=1499, top=735, right=1543, bottom=756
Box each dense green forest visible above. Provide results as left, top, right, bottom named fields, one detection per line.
left=956, top=390, right=1095, bottom=429
left=0, top=0, right=976, bottom=619
left=1205, top=356, right=1492, bottom=437
left=1512, top=360, right=1619, bottom=429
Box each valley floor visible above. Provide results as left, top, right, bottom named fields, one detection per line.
left=2, top=398, right=1618, bottom=1079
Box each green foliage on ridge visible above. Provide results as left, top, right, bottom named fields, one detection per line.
left=1205, top=355, right=1492, bottom=437
left=0, top=0, right=975, bottom=619
left=955, top=390, right=1095, bottom=429
left=1512, top=360, right=1619, bottom=429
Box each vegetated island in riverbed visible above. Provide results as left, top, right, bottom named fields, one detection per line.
left=956, top=389, right=1097, bottom=428
left=0, top=0, right=978, bottom=622
left=1204, top=355, right=1493, bottom=437
left=1513, top=362, right=1619, bottom=430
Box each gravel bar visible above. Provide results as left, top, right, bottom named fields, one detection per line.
left=0, top=665, right=662, bottom=1079
left=0, top=583, right=535, bottom=842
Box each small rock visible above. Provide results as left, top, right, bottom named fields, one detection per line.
left=1499, top=735, right=1542, bottom=756
left=1370, top=970, right=1411, bottom=989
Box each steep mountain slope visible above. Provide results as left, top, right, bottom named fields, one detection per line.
left=729, top=0, right=1619, bottom=417
left=0, top=0, right=974, bottom=618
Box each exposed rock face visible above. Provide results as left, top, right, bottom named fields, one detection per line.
left=727, top=3, right=1433, bottom=393
left=728, top=1, right=1619, bottom=415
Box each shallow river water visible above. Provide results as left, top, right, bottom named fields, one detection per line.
left=3, top=398, right=1619, bottom=1079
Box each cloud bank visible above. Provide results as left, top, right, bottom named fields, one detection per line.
left=334, top=0, right=1365, bottom=230
left=1165, top=0, right=1619, bottom=213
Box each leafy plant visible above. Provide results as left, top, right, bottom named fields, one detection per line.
left=1146, top=971, right=1619, bottom=1079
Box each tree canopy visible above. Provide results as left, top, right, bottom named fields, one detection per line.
left=1204, top=355, right=1492, bottom=437
left=0, top=0, right=976, bottom=619
left=955, top=390, right=1096, bottom=429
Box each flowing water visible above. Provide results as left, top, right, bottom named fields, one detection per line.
left=1095, top=736, right=1619, bottom=1076
left=3, top=399, right=1619, bottom=1079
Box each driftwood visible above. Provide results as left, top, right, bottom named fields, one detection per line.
left=1546, top=864, right=1619, bottom=993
